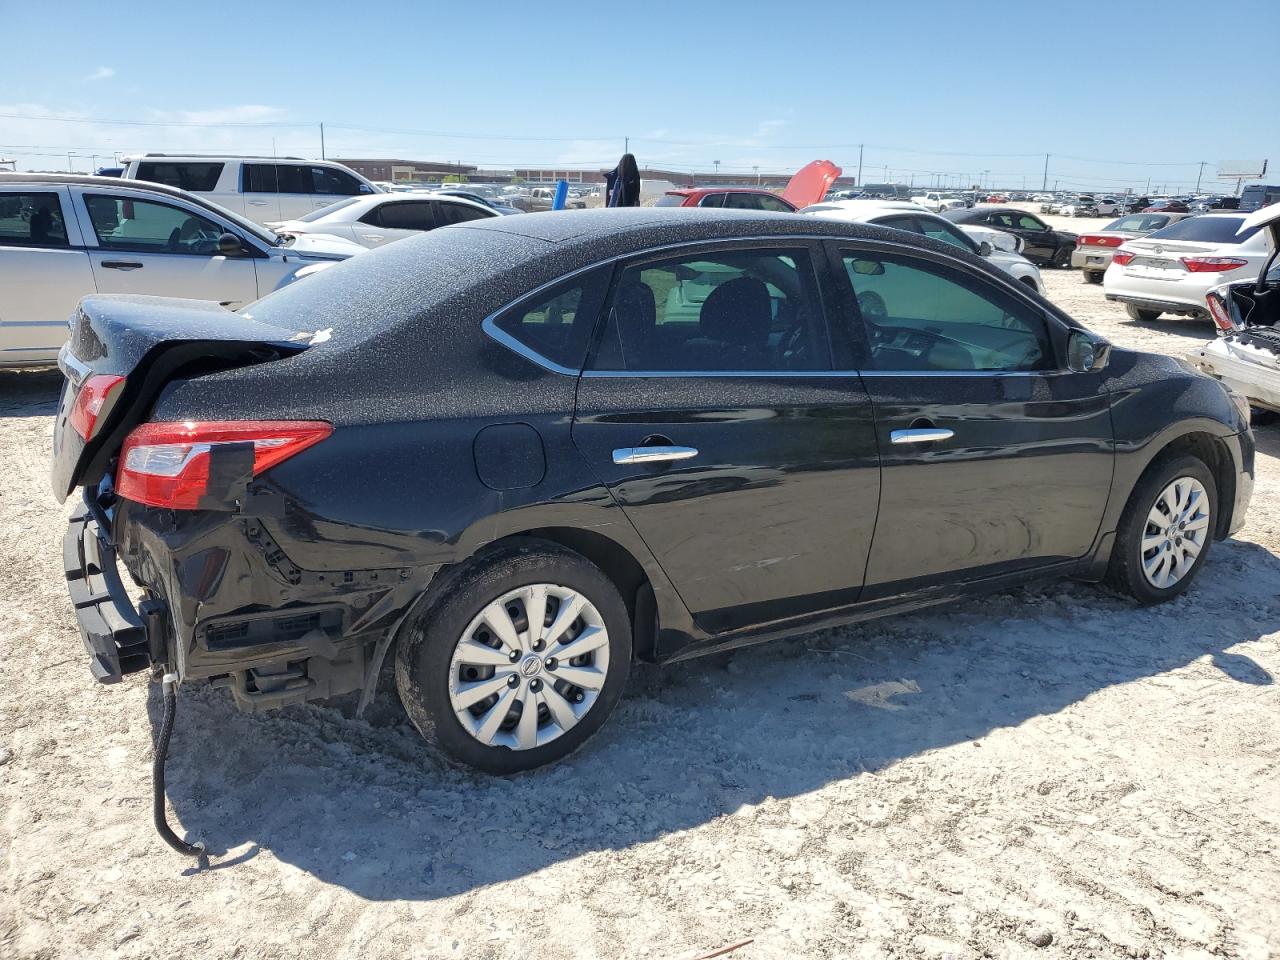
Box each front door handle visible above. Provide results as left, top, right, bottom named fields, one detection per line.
left=100, top=260, right=143, bottom=270
left=890, top=428, right=954, bottom=445
left=612, top=445, right=698, bottom=465
left=247, top=200, right=270, bottom=206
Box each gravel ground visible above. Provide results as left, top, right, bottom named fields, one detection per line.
left=2, top=250, right=1278, bottom=960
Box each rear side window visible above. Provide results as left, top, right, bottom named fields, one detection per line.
left=591, top=248, right=832, bottom=373
left=373, top=201, right=434, bottom=230
left=275, top=164, right=311, bottom=194
left=654, top=194, right=686, bottom=207
left=0, top=192, right=69, bottom=247
left=1106, top=214, right=1168, bottom=232
left=243, top=164, right=277, bottom=193
left=491, top=269, right=610, bottom=371
left=135, top=161, right=224, bottom=192
left=1147, top=216, right=1259, bottom=244
left=697, top=193, right=726, bottom=208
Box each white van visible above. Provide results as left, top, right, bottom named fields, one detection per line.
left=120, top=155, right=381, bottom=226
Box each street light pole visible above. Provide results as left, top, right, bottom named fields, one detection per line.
left=1195, top=161, right=1205, bottom=193
left=1042, top=153, right=1049, bottom=191
left=857, top=143, right=864, bottom=188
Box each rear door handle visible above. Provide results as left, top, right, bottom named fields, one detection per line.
left=612, top=445, right=698, bottom=465
left=247, top=200, right=270, bottom=206
left=100, top=261, right=143, bottom=270
left=890, top=428, right=954, bottom=445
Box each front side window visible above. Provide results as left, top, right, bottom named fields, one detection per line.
left=135, top=161, right=223, bottom=192
left=434, top=201, right=491, bottom=225
left=756, top=195, right=793, bottom=213
left=491, top=270, right=609, bottom=370
left=311, top=166, right=363, bottom=196
left=0, top=192, right=69, bottom=247
left=919, top=218, right=976, bottom=252
left=84, top=194, right=225, bottom=254
left=591, top=248, right=831, bottom=372
left=1017, top=214, right=1048, bottom=231
left=842, top=251, right=1052, bottom=372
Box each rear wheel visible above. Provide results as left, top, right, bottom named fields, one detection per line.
left=1107, top=453, right=1216, bottom=605
left=395, top=543, right=632, bottom=774
left=1126, top=304, right=1163, bottom=322
left=1053, top=246, right=1073, bottom=268
left=1083, top=270, right=1104, bottom=284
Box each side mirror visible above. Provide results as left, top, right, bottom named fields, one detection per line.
left=216, top=233, right=244, bottom=256
left=359, top=183, right=375, bottom=194
left=1067, top=329, right=1111, bottom=373
left=977, top=240, right=993, bottom=257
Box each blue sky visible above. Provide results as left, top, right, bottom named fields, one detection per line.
left=2, top=0, right=1275, bottom=193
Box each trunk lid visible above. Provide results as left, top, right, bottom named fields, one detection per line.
left=781, top=160, right=843, bottom=209
left=51, top=295, right=311, bottom=500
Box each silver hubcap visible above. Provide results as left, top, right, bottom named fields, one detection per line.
left=1141, top=476, right=1210, bottom=589
left=448, top=583, right=610, bottom=751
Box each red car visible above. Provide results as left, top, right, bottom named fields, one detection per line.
left=654, top=160, right=842, bottom=213
left=655, top=187, right=797, bottom=211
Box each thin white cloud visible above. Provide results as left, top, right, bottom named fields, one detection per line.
left=86, top=66, right=115, bottom=81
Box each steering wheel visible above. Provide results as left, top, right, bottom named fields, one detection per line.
left=857, top=290, right=887, bottom=321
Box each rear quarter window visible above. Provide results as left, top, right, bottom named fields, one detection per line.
left=490, top=269, right=610, bottom=371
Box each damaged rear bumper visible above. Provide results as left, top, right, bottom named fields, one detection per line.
left=63, top=495, right=158, bottom=683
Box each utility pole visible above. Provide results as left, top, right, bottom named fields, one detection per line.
left=857, top=143, right=864, bottom=188
left=320, top=122, right=326, bottom=160
left=1195, top=161, right=1205, bottom=193
left=753, top=165, right=759, bottom=185
left=713, top=159, right=720, bottom=176
left=1042, top=153, right=1049, bottom=191
left=66, top=152, right=73, bottom=173
left=624, top=136, right=629, bottom=154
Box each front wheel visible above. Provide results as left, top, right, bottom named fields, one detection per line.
left=1126, top=304, right=1163, bottom=322
left=395, top=543, right=632, bottom=774
left=1107, top=454, right=1217, bottom=604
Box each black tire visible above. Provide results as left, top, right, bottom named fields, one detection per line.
left=395, top=541, right=632, bottom=774
left=1053, top=246, right=1073, bottom=268
left=1106, top=453, right=1217, bottom=605
left=1083, top=270, right=1104, bottom=285
left=1251, top=407, right=1280, bottom=426
left=1125, top=304, right=1163, bottom=322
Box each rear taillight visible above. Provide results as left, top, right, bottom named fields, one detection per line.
left=1078, top=235, right=1124, bottom=248
left=68, top=374, right=126, bottom=440
left=1180, top=257, right=1250, bottom=273
left=116, top=420, right=332, bottom=510
left=1206, top=291, right=1239, bottom=333
left=1112, top=251, right=1137, bottom=266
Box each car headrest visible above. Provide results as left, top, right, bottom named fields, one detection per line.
left=616, top=280, right=656, bottom=335
left=699, top=277, right=771, bottom=347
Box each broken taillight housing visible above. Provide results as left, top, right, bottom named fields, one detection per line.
left=116, top=420, right=332, bottom=510
left=68, top=374, right=126, bottom=440
left=1205, top=290, right=1240, bottom=334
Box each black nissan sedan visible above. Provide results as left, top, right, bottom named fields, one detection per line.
left=54, top=208, right=1253, bottom=775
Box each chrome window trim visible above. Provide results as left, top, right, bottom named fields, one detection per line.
left=480, top=232, right=1068, bottom=378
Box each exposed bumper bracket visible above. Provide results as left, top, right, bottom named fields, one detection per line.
left=63, top=497, right=152, bottom=683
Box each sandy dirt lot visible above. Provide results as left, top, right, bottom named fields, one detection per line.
left=1, top=252, right=1278, bottom=960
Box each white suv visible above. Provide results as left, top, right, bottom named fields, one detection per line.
left=0, top=173, right=364, bottom=366
left=121, top=155, right=381, bottom=225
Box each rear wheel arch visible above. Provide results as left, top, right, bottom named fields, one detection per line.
left=421, top=528, right=661, bottom=662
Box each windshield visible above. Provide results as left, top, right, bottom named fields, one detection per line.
left=1146, top=216, right=1260, bottom=244
left=294, top=196, right=363, bottom=223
